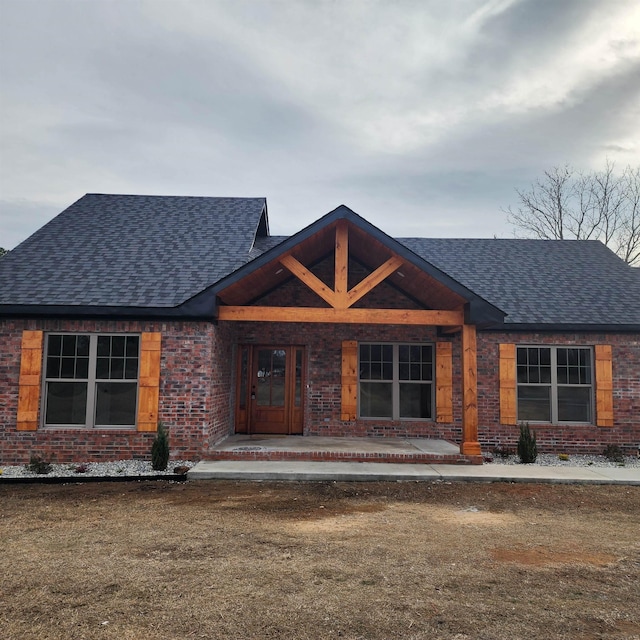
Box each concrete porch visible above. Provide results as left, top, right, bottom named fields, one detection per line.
left=206, top=435, right=483, bottom=465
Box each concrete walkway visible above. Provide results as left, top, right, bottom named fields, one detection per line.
left=188, top=460, right=640, bottom=485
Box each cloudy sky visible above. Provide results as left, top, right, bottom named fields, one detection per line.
left=1, top=0, right=639, bottom=249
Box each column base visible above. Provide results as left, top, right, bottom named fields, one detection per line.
left=460, top=441, right=482, bottom=456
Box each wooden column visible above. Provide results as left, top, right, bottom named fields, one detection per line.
left=460, top=324, right=481, bottom=455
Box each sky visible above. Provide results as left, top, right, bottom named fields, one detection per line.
left=1, top=0, right=639, bottom=250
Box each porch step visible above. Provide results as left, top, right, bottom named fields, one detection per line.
left=207, top=450, right=482, bottom=465
left=206, top=435, right=483, bottom=465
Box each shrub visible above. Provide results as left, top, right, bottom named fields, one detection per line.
left=151, top=422, right=170, bottom=471
left=493, top=446, right=513, bottom=459
left=26, top=453, right=52, bottom=475
left=517, top=423, right=538, bottom=464
left=602, top=444, right=624, bottom=463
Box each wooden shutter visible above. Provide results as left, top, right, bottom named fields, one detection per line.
left=137, top=332, right=162, bottom=432
left=435, top=341, right=453, bottom=422
left=341, top=340, right=358, bottom=421
left=499, top=343, right=517, bottom=425
left=17, top=330, right=44, bottom=431
left=594, top=345, right=614, bottom=427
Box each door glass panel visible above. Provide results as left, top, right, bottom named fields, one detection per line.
left=239, top=348, right=248, bottom=410
left=271, top=350, right=286, bottom=407
left=256, top=349, right=286, bottom=407
left=295, top=349, right=302, bottom=407
left=256, top=349, right=272, bottom=406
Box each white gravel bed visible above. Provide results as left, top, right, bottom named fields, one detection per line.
left=1, top=453, right=638, bottom=478
left=487, top=453, right=639, bottom=468
left=0, top=459, right=195, bottom=479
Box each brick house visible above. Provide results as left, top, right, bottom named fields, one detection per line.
left=1, top=194, right=638, bottom=464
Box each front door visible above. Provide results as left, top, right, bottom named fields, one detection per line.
left=235, top=346, right=304, bottom=434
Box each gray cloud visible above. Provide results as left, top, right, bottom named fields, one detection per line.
left=1, top=0, right=638, bottom=249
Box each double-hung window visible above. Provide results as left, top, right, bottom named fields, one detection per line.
left=517, top=346, right=593, bottom=423
left=44, top=334, right=140, bottom=428
left=359, top=343, right=433, bottom=419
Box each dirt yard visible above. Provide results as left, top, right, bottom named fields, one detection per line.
left=1, top=480, right=638, bottom=640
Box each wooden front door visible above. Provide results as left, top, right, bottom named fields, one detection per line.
left=235, top=346, right=304, bottom=435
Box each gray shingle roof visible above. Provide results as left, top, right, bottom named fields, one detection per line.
left=0, top=194, right=266, bottom=307
left=398, top=238, right=640, bottom=326
left=1, top=195, right=638, bottom=328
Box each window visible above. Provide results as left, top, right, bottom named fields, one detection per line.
left=517, top=346, right=593, bottom=423
left=359, top=343, right=433, bottom=419
left=44, top=334, right=140, bottom=428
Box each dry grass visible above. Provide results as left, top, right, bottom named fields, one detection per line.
left=1, top=480, right=639, bottom=640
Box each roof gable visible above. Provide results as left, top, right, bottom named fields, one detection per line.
left=212, top=205, right=505, bottom=326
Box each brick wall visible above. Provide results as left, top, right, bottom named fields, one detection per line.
left=238, top=268, right=640, bottom=455
left=0, top=318, right=225, bottom=464
left=2, top=315, right=638, bottom=464
left=477, top=331, right=640, bottom=455
left=233, top=322, right=463, bottom=442
left=232, top=321, right=639, bottom=454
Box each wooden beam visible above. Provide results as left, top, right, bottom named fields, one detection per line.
left=346, top=255, right=404, bottom=307
left=280, top=254, right=336, bottom=307
left=217, top=306, right=465, bottom=326
left=439, top=325, right=462, bottom=335
left=334, top=221, right=349, bottom=307
left=341, top=340, right=358, bottom=420
left=460, top=324, right=481, bottom=456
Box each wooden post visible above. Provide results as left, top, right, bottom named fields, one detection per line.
left=335, top=221, right=349, bottom=308
left=460, top=324, right=481, bottom=455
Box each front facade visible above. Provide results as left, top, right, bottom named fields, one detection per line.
left=1, top=195, right=638, bottom=464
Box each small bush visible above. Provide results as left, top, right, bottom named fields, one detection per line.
left=26, top=454, right=52, bottom=475
left=493, top=446, right=513, bottom=459
left=151, top=422, right=170, bottom=471
left=517, top=423, right=538, bottom=464
left=558, top=453, right=569, bottom=461
left=602, top=444, right=624, bottom=463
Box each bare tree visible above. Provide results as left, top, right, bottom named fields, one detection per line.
left=505, top=162, right=640, bottom=265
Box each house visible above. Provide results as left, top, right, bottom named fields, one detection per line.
left=1, top=194, right=638, bottom=465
